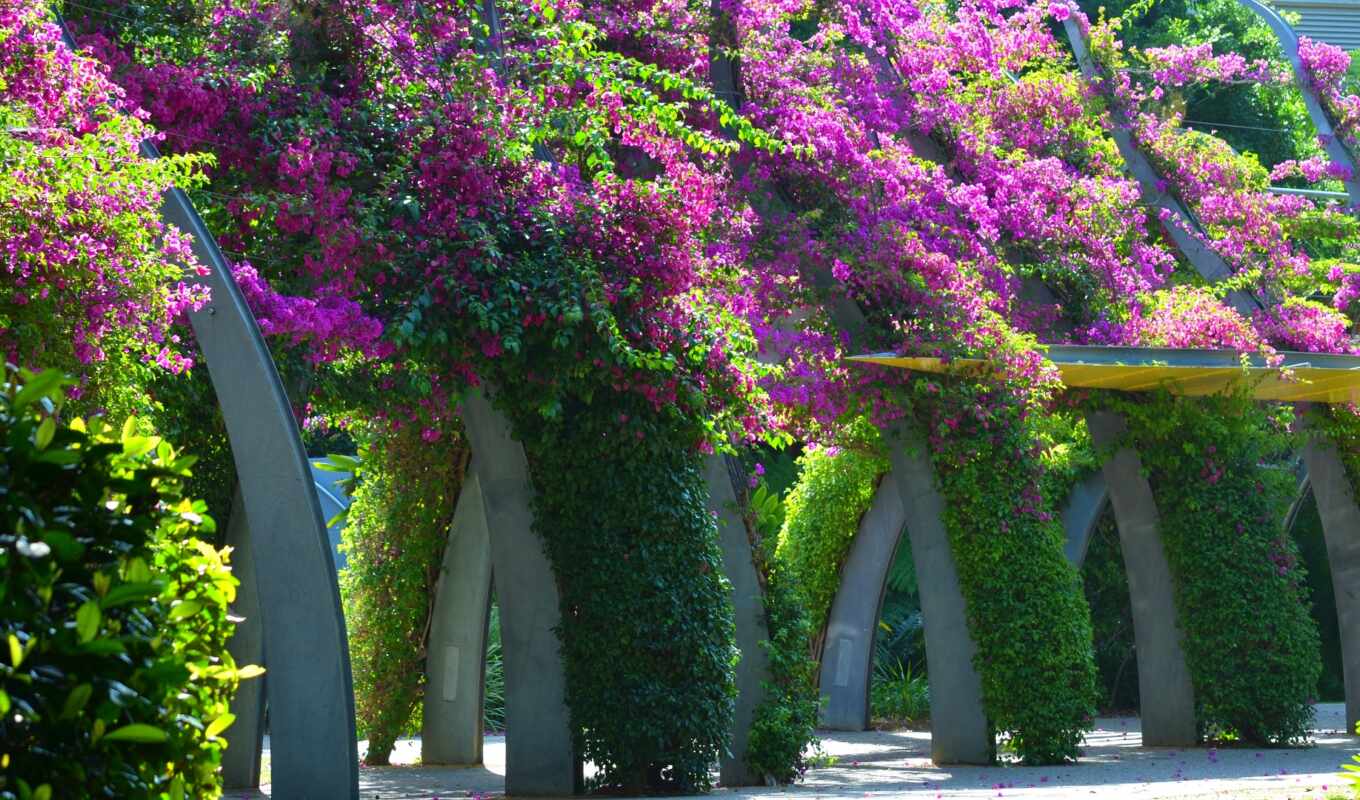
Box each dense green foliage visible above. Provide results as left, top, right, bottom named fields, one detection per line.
left=741, top=473, right=820, bottom=784
left=0, top=370, right=253, bottom=800
left=775, top=420, right=889, bottom=641
left=338, top=425, right=466, bottom=764
left=501, top=388, right=737, bottom=793
left=915, top=376, right=1100, bottom=764
left=1080, top=512, right=1140, bottom=712
left=1077, top=0, right=1318, bottom=170
left=1114, top=390, right=1321, bottom=744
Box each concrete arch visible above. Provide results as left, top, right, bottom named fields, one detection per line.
left=815, top=460, right=1111, bottom=751
left=817, top=426, right=992, bottom=765
left=1085, top=412, right=1198, bottom=746
left=421, top=450, right=774, bottom=787
left=420, top=390, right=577, bottom=795
left=1063, top=471, right=1110, bottom=568
left=53, top=23, right=362, bottom=796
left=1299, top=442, right=1360, bottom=732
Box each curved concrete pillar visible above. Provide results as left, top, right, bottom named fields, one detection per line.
left=55, top=22, right=361, bottom=798
left=1301, top=440, right=1360, bottom=732
left=1062, top=472, right=1110, bottom=567
left=161, top=173, right=360, bottom=799
left=705, top=455, right=773, bottom=786
left=817, top=470, right=906, bottom=731
left=816, top=426, right=992, bottom=764
left=221, top=488, right=265, bottom=790
left=423, top=467, right=494, bottom=765
left=1086, top=411, right=1198, bottom=746
left=459, top=390, right=576, bottom=795
left=1235, top=0, right=1360, bottom=206
left=886, top=432, right=993, bottom=764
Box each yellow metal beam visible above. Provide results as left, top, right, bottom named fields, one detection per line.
left=849, top=346, right=1360, bottom=404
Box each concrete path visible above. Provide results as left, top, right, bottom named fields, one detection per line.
left=225, top=703, right=1358, bottom=799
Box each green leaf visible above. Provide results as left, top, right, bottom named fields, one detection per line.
left=235, top=664, right=266, bottom=680
left=34, top=417, right=55, bottom=450
left=75, top=601, right=101, bottom=643
left=61, top=683, right=93, bottom=718
left=8, top=633, right=22, bottom=667
left=101, top=581, right=160, bottom=608
left=205, top=712, right=235, bottom=739
left=0, top=689, right=10, bottom=714
left=102, top=723, right=168, bottom=743
left=12, top=370, right=68, bottom=411
left=167, top=600, right=203, bottom=621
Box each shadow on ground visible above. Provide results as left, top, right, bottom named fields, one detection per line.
left=225, top=704, right=1358, bottom=799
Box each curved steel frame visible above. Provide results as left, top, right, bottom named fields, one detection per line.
left=1235, top=0, right=1360, bottom=206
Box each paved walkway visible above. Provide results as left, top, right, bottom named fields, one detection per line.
left=226, top=703, right=1359, bottom=799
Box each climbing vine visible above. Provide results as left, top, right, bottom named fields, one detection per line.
left=1107, top=388, right=1320, bottom=744
left=775, top=418, right=889, bottom=643
left=339, top=422, right=467, bottom=765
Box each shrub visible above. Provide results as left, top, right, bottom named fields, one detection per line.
left=775, top=419, right=889, bottom=639
left=870, top=658, right=930, bottom=725
left=0, top=369, right=254, bottom=800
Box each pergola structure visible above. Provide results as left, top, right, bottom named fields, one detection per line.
left=816, top=346, right=1360, bottom=756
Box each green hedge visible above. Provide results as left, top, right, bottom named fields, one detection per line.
left=775, top=419, right=888, bottom=637
left=0, top=369, right=254, bottom=800
left=338, top=423, right=466, bottom=764
left=1116, top=391, right=1320, bottom=743
left=502, top=390, right=737, bottom=793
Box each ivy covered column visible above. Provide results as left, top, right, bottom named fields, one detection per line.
left=1301, top=440, right=1360, bottom=732
left=1086, top=411, right=1197, bottom=746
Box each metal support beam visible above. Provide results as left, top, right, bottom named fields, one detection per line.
left=1087, top=412, right=1198, bottom=746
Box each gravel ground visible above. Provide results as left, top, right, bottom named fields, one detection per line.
left=224, top=703, right=1359, bottom=800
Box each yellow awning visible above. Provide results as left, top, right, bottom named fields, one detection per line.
left=849, top=345, right=1360, bottom=404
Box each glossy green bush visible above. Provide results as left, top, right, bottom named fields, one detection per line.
left=0, top=369, right=254, bottom=800
left=338, top=423, right=466, bottom=764
left=775, top=419, right=888, bottom=636
left=1115, top=390, right=1320, bottom=744
left=502, top=389, right=737, bottom=793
